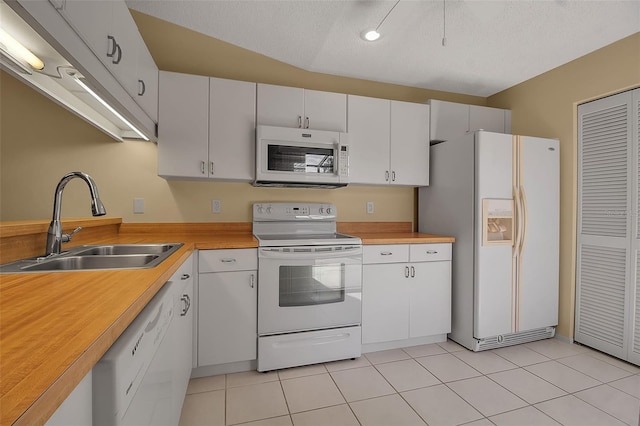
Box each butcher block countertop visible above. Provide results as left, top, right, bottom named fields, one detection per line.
left=0, top=218, right=453, bottom=426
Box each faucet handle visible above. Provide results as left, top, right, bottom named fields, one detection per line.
left=62, top=226, right=83, bottom=243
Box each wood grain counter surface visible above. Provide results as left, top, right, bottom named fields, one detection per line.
left=0, top=221, right=452, bottom=426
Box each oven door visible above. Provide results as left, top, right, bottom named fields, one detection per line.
left=258, top=245, right=362, bottom=335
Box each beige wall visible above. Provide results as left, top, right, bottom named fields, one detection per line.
left=487, top=32, right=640, bottom=339
left=0, top=11, right=484, bottom=225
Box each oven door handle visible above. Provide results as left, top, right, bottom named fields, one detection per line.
left=259, top=247, right=361, bottom=260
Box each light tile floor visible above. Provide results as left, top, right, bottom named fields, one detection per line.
left=179, top=339, right=640, bottom=426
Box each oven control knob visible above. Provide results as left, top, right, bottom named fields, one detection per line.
left=326, top=207, right=332, bottom=215
left=257, top=205, right=264, bottom=214
left=266, top=206, right=272, bottom=214
left=319, top=207, right=325, bottom=214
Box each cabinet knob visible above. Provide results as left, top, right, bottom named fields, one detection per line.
left=392, top=171, right=396, bottom=182
left=380, top=252, right=393, bottom=256
left=426, top=250, right=438, bottom=254
left=221, top=258, right=237, bottom=263
left=138, top=79, right=146, bottom=96
left=305, top=117, right=310, bottom=129
left=405, top=266, right=410, bottom=278
left=200, top=161, right=206, bottom=174
left=181, top=274, right=190, bottom=280
left=297, top=115, right=302, bottom=128
left=410, top=266, right=415, bottom=278
left=250, top=274, right=255, bottom=288
left=385, top=171, right=389, bottom=182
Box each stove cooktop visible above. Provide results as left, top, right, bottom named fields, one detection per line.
left=255, top=232, right=361, bottom=247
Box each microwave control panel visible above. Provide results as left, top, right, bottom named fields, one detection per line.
left=338, top=145, right=349, bottom=177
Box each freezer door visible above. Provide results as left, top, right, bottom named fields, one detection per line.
left=474, top=132, right=514, bottom=338
left=518, top=137, right=559, bottom=330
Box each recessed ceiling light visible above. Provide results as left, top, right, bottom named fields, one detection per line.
left=362, top=30, right=381, bottom=42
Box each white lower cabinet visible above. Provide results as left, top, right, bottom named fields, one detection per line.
left=362, top=244, right=452, bottom=347
left=198, top=249, right=257, bottom=367
left=45, top=370, right=92, bottom=426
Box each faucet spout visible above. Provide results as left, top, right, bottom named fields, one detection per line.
left=45, top=172, right=107, bottom=256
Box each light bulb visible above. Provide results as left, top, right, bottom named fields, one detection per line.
left=362, top=30, right=380, bottom=42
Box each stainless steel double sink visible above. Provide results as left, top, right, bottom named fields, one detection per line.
left=0, top=243, right=183, bottom=273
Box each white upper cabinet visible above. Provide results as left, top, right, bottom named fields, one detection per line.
left=347, top=95, right=391, bottom=185
left=158, top=72, right=256, bottom=181
left=348, top=95, right=430, bottom=186
left=53, top=0, right=159, bottom=124
left=390, top=101, right=430, bottom=186
left=428, top=99, right=511, bottom=142
left=257, top=84, right=347, bottom=131
left=209, top=77, right=256, bottom=181
left=158, top=72, right=209, bottom=179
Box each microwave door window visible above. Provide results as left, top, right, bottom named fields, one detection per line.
left=267, top=145, right=335, bottom=174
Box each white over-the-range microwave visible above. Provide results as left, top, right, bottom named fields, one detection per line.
left=254, top=125, right=349, bottom=188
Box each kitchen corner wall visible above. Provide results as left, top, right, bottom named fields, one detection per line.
left=487, top=32, right=640, bottom=340
left=0, top=72, right=412, bottom=223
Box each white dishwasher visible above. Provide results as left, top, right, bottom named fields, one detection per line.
left=93, top=281, right=175, bottom=426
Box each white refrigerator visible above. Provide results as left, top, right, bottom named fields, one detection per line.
left=419, top=131, right=560, bottom=351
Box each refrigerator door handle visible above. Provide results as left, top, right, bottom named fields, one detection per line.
left=519, top=185, right=528, bottom=254
left=513, top=186, right=522, bottom=254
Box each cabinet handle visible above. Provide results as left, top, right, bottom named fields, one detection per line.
left=200, top=161, right=206, bottom=174
left=112, top=43, right=122, bottom=65
left=410, top=266, right=415, bottom=278
left=305, top=117, right=310, bottom=129
left=385, top=171, right=389, bottom=182
left=210, top=161, right=215, bottom=175
left=250, top=274, right=255, bottom=288
left=107, top=35, right=117, bottom=57
left=426, top=250, right=438, bottom=254
left=380, top=251, right=393, bottom=256
left=220, top=258, right=237, bottom=263
left=181, top=294, right=191, bottom=316
left=181, top=273, right=190, bottom=280
left=405, top=266, right=410, bottom=278
left=138, top=79, right=146, bottom=96
left=297, top=115, right=302, bottom=128
left=392, top=171, right=396, bottom=182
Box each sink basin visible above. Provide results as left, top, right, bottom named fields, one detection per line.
left=22, top=255, right=160, bottom=271
left=0, top=243, right=183, bottom=273
left=73, top=244, right=178, bottom=256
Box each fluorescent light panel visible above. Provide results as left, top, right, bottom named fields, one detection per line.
left=73, top=77, right=149, bottom=141
left=0, top=27, right=44, bottom=70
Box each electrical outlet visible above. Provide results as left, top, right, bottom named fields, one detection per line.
left=212, top=199, right=221, bottom=214
left=133, top=198, right=144, bottom=214
left=367, top=201, right=374, bottom=214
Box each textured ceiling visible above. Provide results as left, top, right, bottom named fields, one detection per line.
left=126, top=0, right=640, bottom=97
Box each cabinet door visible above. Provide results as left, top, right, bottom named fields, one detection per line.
left=390, top=101, right=430, bottom=186
left=133, top=39, right=159, bottom=123
left=257, top=84, right=304, bottom=128
left=158, top=71, right=209, bottom=178
left=428, top=100, right=469, bottom=142
left=56, top=0, right=113, bottom=67
left=362, top=264, right=409, bottom=344
left=198, top=271, right=257, bottom=366
left=303, top=89, right=347, bottom=132
left=107, top=2, right=139, bottom=96
left=174, top=280, right=193, bottom=424
left=409, top=262, right=451, bottom=338
left=347, top=95, right=390, bottom=185
left=469, top=105, right=506, bottom=133
left=209, top=78, right=256, bottom=181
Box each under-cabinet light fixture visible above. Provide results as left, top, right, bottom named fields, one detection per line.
left=361, top=0, right=401, bottom=42
left=0, top=27, right=45, bottom=72
left=73, top=75, right=149, bottom=141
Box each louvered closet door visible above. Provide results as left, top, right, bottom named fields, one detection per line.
left=576, top=89, right=635, bottom=361
left=629, top=89, right=640, bottom=366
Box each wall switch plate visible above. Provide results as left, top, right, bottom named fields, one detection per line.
left=367, top=201, right=374, bottom=214
left=212, top=199, right=221, bottom=214
left=133, top=198, right=144, bottom=214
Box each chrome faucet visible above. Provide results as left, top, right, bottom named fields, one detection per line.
left=45, top=172, right=106, bottom=256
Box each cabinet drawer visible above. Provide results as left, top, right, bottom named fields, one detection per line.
left=199, top=249, right=257, bottom=272
left=409, top=244, right=452, bottom=262
left=363, top=245, right=409, bottom=264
